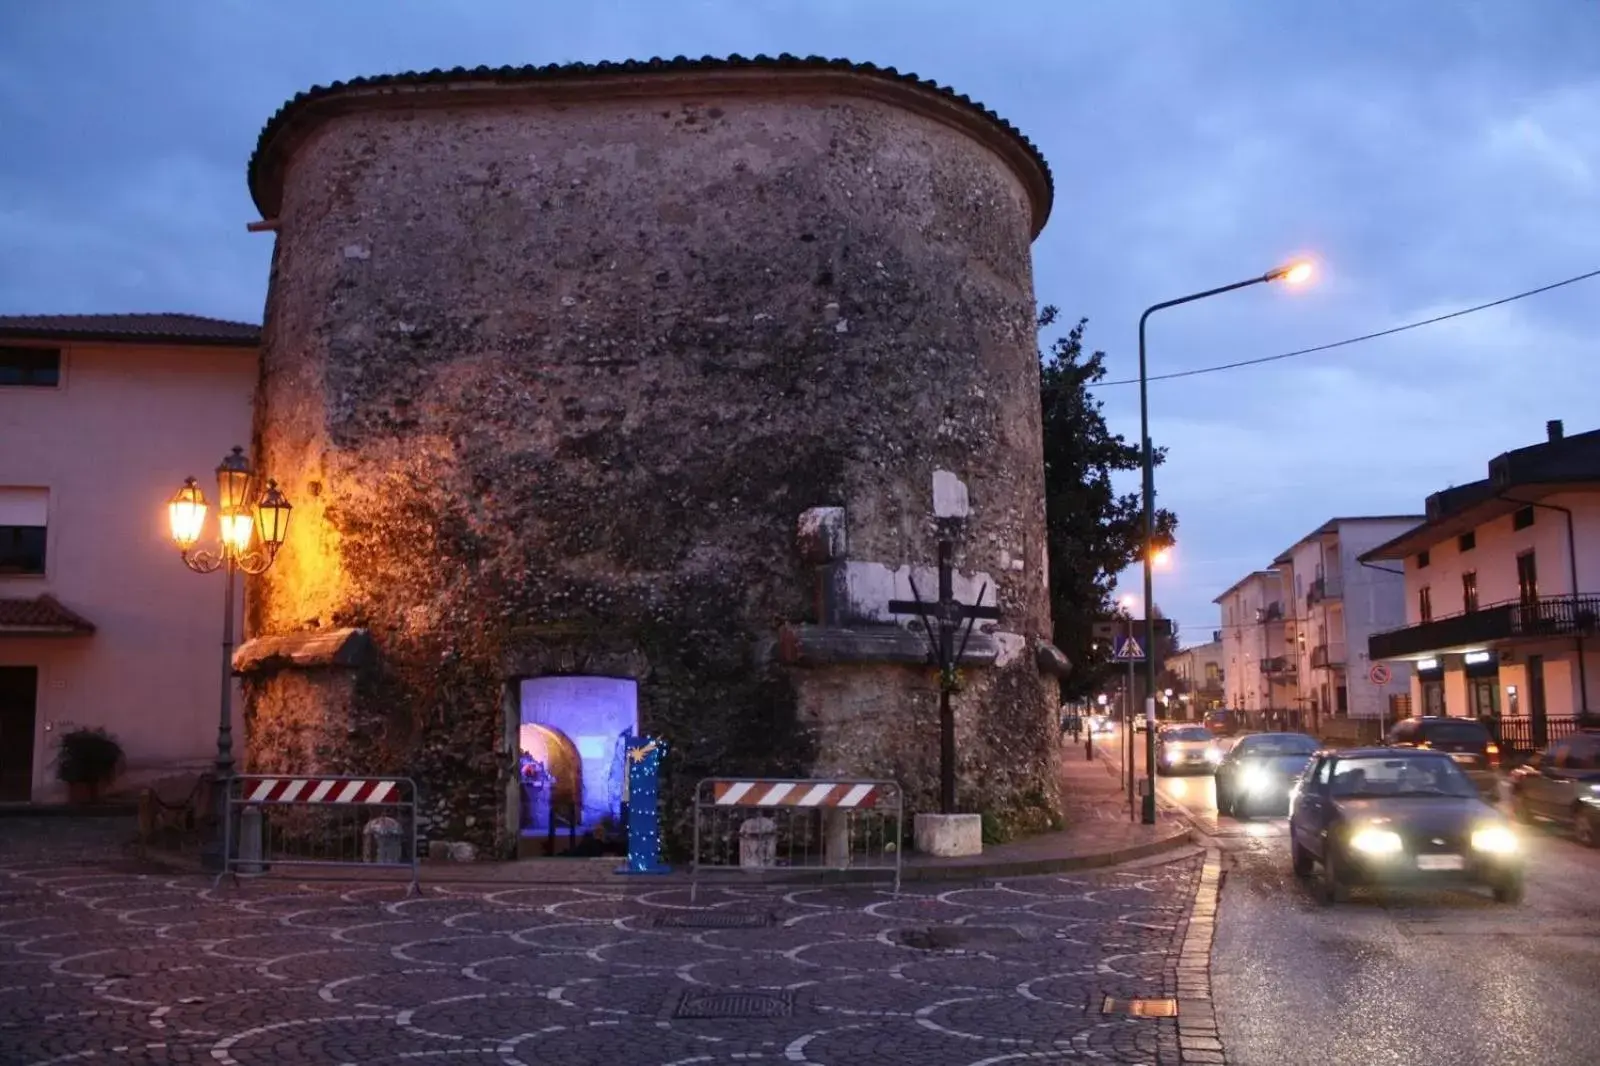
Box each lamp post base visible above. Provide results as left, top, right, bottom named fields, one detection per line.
left=200, top=771, right=231, bottom=873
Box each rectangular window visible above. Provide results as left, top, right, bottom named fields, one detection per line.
left=1513, top=506, right=1535, bottom=531
left=1417, top=549, right=1430, bottom=569
left=0, top=487, right=48, bottom=575
left=1458, top=531, right=1475, bottom=552
left=1419, top=585, right=1433, bottom=623
left=1462, top=571, right=1478, bottom=613
left=1517, top=551, right=1538, bottom=604
left=0, top=346, right=61, bottom=387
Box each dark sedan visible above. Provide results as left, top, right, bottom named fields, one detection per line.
left=1288, top=748, right=1526, bottom=905
left=1213, top=732, right=1320, bottom=818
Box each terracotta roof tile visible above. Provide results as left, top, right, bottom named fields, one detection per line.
left=249, top=54, right=1054, bottom=232
left=0, top=313, right=260, bottom=347
left=0, top=595, right=95, bottom=634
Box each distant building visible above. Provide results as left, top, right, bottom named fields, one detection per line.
left=1271, top=515, right=1423, bottom=726
left=1168, top=636, right=1224, bottom=718
left=1363, top=420, right=1600, bottom=745
left=1214, top=571, right=1292, bottom=712
left=0, top=315, right=258, bottom=803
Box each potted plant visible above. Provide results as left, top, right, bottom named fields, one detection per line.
left=53, top=727, right=124, bottom=804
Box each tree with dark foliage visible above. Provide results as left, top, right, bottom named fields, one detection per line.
left=1038, top=308, right=1178, bottom=702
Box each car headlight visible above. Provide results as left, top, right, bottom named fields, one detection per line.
left=1241, top=766, right=1269, bottom=792
left=1471, top=824, right=1519, bottom=855
left=1348, top=827, right=1403, bottom=856
left=1164, top=750, right=1179, bottom=764
left=1204, top=746, right=1222, bottom=764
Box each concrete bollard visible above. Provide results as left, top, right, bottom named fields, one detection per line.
left=738, top=816, right=778, bottom=869
left=237, top=805, right=265, bottom=874
left=363, top=816, right=404, bottom=864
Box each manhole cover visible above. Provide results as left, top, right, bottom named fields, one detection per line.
left=1101, top=996, right=1179, bottom=1018
left=892, top=924, right=1037, bottom=951
left=674, top=990, right=793, bottom=1019
left=654, top=911, right=773, bottom=929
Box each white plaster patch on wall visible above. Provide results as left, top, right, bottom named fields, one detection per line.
left=833, top=560, right=999, bottom=625
left=993, top=632, right=1028, bottom=667
left=1040, top=542, right=1050, bottom=592
left=932, top=469, right=970, bottom=518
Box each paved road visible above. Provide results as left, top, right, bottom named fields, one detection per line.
left=0, top=817, right=1211, bottom=1065
left=1119, top=743, right=1600, bottom=1066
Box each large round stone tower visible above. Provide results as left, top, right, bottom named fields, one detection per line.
left=239, top=55, right=1063, bottom=855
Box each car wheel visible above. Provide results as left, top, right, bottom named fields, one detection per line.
left=1291, top=838, right=1314, bottom=878
left=1575, top=808, right=1600, bottom=848
left=1493, top=874, right=1526, bottom=905
left=1320, top=848, right=1347, bottom=905
left=1214, top=785, right=1230, bottom=816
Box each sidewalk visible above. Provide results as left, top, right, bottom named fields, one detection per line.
left=11, top=751, right=1196, bottom=886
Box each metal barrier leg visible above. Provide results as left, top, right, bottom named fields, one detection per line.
left=212, top=783, right=234, bottom=891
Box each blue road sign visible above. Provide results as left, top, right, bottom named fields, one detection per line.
left=1113, top=635, right=1146, bottom=661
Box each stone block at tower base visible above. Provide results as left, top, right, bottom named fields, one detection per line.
left=914, top=813, right=983, bottom=858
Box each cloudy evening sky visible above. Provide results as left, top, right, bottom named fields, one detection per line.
left=3, top=1, right=1598, bottom=641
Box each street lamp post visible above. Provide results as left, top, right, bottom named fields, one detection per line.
left=167, top=446, right=293, bottom=869
left=1137, top=260, right=1311, bottom=825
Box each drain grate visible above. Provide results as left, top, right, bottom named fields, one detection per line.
left=653, top=911, right=774, bottom=929
left=674, top=990, right=793, bottom=1019
left=1101, top=996, right=1179, bottom=1018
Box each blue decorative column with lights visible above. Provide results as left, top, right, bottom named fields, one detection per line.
left=618, top=736, right=671, bottom=875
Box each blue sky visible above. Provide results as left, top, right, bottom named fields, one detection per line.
left=3, top=1, right=1598, bottom=641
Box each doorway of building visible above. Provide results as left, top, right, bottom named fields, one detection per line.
left=0, top=667, right=38, bottom=802
left=517, top=676, right=638, bottom=843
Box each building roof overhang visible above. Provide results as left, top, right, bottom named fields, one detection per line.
left=1359, top=481, right=1600, bottom=562
left=0, top=595, right=96, bottom=637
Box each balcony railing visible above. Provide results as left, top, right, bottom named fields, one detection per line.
left=1307, top=574, right=1344, bottom=607
left=1310, top=642, right=1346, bottom=669
left=1261, top=656, right=1295, bottom=676
left=1367, top=594, right=1600, bottom=661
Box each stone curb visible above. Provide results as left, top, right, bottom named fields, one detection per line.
left=1176, top=847, right=1227, bottom=1064
left=133, top=824, right=1199, bottom=887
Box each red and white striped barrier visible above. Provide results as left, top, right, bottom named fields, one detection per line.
left=242, top=777, right=402, bottom=804
left=711, top=780, right=884, bottom=808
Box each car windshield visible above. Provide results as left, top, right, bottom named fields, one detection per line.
left=1236, top=734, right=1319, bottom=758
left=1328, top=755, right=1478, bottom=799
left=1166, top=727, right=1212, bottom=742
left=1260, top=754, right=1313, bottom=775
left=1420, top=721, right=1489, bottom=744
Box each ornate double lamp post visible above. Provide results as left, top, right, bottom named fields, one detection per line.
left=166, top=446, right=292, bottom=868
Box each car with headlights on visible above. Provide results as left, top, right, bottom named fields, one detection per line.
left=1288, top=748, right=1525, bottom=905
left=1213, top=732, right=1320, bottom=818
left=1155, top=725, right=1222, bottom=776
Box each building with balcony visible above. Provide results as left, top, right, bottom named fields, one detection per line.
left=1168, top=634, right=1225, bottom=718
left=1271, top=515, right=1422, bottom=725
left=0, top=315, right=259, bottom=803
left=1214, top=571, right=1293, bottom=711
left=1363, top=420, right=1600, bottom=746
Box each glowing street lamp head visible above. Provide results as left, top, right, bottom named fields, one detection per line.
left=1119, top=595, right=1137, bottom=613
left=1152, top=546, right=1173, bottom=568
left=168, top=478, right=207, bottom=551
left=1268, top=259, right=1314, bottom=286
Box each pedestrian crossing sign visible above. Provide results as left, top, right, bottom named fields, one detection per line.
left=1113, top=635, right=1145, bottom=661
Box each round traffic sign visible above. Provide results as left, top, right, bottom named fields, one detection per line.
left=1368, top=662, right=1392, bottom=686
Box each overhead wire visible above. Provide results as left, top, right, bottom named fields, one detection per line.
left=1089, top=266, right=1600, bottom=388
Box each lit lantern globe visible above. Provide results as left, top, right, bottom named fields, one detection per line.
left=168, top=478, right=208, bottom=551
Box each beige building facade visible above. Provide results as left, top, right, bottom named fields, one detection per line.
left=0, top=315, right=258, bottom=802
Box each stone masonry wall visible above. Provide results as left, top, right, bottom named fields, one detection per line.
left=248, top=76, right=1058, bottom=853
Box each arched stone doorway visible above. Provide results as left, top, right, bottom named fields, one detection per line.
left=516, top=723, right=582, bottom=833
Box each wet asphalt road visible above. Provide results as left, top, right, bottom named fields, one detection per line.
left=1109, top=732, right=1600, bottom=1066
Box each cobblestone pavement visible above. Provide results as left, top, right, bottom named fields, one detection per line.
left=0, top=836, right=1210, bottom=1066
